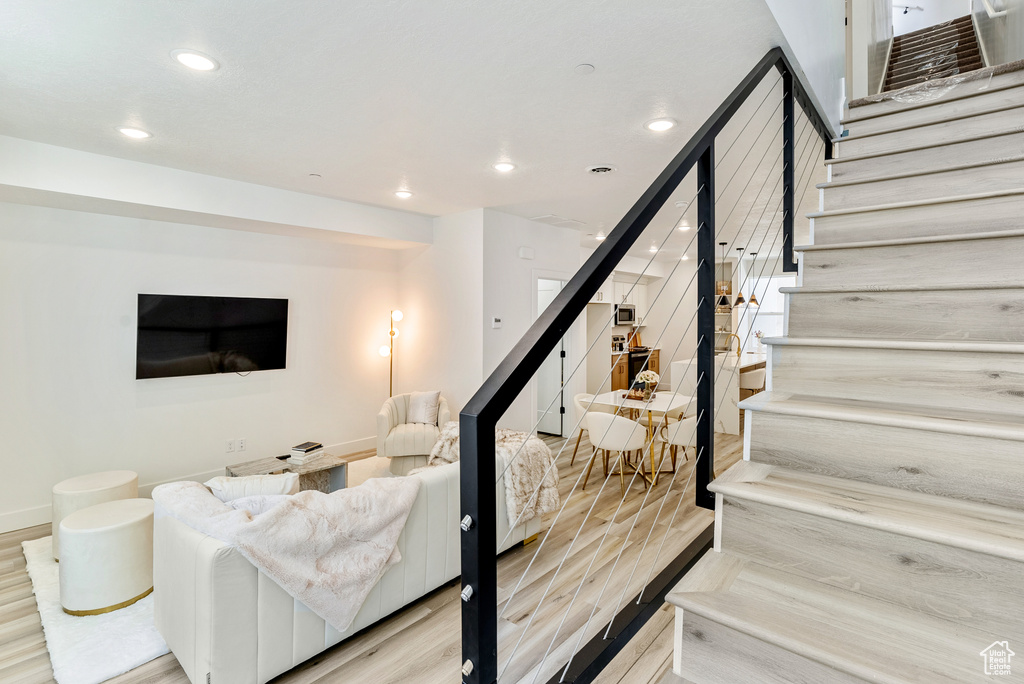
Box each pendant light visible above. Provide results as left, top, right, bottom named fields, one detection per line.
left=715, top=242, right=731, bottom=311
left=748, top=252, right=760, bottom=306
left=733, top=248, right=746, bottom=306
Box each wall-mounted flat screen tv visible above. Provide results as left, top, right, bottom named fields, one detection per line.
left=136, top=294, right=288, bottom=379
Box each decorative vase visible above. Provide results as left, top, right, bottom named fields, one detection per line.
left=643, top=383, right=653, bottom=401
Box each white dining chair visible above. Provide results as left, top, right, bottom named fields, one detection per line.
left=570, top=393, right=613, bottom=467
left=658, top=416, right=696, bottom=476
left=582, top=412, right=647, bottom=496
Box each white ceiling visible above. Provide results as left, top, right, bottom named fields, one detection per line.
left=0, top=0, right=809, bottom=247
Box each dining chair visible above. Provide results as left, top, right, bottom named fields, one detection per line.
left=570, top=393, right=613, bottom=466
left=657, top=415, right=696, bottom=477
left=582, top=412, right=647, bottom=496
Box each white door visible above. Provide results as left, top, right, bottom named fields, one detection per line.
left=536, top=279, right=566, bottom=436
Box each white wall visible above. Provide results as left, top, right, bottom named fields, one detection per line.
left=894, top=0, right=971, bottom=35
left=481, top=210, right=583, bottom=433
left=397, top=210, right=485, bottom=418
left=973, top=0, right=1024, bottom=66
left=764, top=0, right=848, bottom=131
left=633, top=258, right=700, bottom=390
left=0, top=202, right=401, bottom=532
left=850, top=0, right=896, bottom=98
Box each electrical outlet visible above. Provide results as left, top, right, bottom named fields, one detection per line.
left=237, top=438, right=246, bottom=452
left=225, top=439, right=235, bottom=453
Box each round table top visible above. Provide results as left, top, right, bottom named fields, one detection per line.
left=60, top=498, right=153, bottom=532
left=52, top=470, right=137, bottom=495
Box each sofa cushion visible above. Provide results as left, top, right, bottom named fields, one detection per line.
left=385, top=423, right=440, bottom=457
left=204, top=473, right=300, bottom=502
left=407, top=390, right=441, bottom=425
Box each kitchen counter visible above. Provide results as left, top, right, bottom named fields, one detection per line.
left=668, top=350, right=767, bottom=436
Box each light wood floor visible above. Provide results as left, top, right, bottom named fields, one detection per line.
left=0, top=433, right=742, bottom=684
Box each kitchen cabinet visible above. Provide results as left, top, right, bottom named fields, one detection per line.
left=611, top=356, right=629, bottom=391
left=613, top=281, right=649, bottom=322
left=589, top=278, right=614, bottom=304
left=649, top=349, right=660, bottom=376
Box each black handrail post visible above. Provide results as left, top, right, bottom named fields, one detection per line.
left=695, top=142, right=716, bottom=511
left=460, top=412, right=498, bottom=684
left=781, top=65, right=797, bottom=274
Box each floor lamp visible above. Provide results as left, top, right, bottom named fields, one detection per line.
left=379, top=309, right=403, bottom=397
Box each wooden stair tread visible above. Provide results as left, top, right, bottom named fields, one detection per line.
left=816, top=154, right=1024, bottom=191
left=834, top=102, right=1024, bottom=143
left=761, top=335, right=1024, bottom=354
left=738, top=390, right=1024, bottom=441
left=708, top=462, right=1024, bottom=562
left=806, top=187, right=1024, bottom=219
left=669, top=557, right=1002, bottom=684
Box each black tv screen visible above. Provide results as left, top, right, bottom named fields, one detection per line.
left=136, top=294, right=288, bottom=379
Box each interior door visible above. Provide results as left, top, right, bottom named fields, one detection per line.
left=536, top=279, right=567, bottom=436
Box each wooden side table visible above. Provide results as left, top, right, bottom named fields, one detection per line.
left=225, top=453, right=357, bottom=493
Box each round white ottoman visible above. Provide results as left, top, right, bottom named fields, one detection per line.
left=58, top=498, right=154, bottom=616
left=51, top=470, right=138, bottom=560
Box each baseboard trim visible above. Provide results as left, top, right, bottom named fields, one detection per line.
left=0, top=435, right=377, bottom=534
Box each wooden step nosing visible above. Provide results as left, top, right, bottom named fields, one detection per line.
left=780, top=283, right=1024, bottom=294
left=762, top=335, right=1024, bottom=355
left=710, top=480, right=1024, bottom=562
left=738, top=392, right=1024, bottom=443
left=671, top=594, right=912, bottom=684
left=841, top=73, right=1024, bottom=125
left=825, top=127, right=1024, bottom=166
left=805, top=187, right=1024, bottom=219
left=835, top=102, right=1024, bottom=143
left=796, top=226, right=1024, bottom=252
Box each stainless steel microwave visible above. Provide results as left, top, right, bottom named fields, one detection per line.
left=615, top=304, right=636, bottom=325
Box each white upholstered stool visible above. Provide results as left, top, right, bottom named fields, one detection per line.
left=51, top=470, right=138, bottom=561
left=59, top=498, right=154, bottom=616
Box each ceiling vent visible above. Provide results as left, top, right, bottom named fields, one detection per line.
left=530, top=214, right=588, bottom=229
left=586, top=165, right=617, bottom=174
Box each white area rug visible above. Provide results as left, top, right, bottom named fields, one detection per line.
left=21, top=536, right=169, bottom=684
left=347, top=455, right=393, bottom=487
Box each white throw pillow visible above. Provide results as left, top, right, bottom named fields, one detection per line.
left=407, top=390, right=441, bottom=424
left=226, top=494, right=291, bottom=516
left=204, top=473, right=300, bottom=502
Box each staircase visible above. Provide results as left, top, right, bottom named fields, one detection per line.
left=666, top=63, right=1024, bottom=683
left=884, top=15, right=983, bottom=92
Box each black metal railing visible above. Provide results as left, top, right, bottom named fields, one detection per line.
left=458, top=46, right=833, bottom=684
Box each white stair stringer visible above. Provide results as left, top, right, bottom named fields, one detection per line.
left=670, top=61, right=1024, bottom=684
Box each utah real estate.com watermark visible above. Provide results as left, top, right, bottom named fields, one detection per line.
left=981, top=641, right=1014, bottom=676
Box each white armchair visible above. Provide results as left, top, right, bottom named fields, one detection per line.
left=377, top=393, right=451, bottom=475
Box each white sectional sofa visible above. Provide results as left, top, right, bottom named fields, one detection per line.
left=153, top=461, right=540, bottom=684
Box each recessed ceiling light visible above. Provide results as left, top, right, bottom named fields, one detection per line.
left=595, top=232, right=606, bottom=241
left=645, top=118, right=677, bottom=132
left=682, top=254, right=690, bottom=261
left=493, top=162, right=516, bottom=173
left=171, top=49, right=219, bottom=71
left=678, top=220, right=690, bottom=231
left=649, top=244, right=658, bottom=253
left=118, top=127, right=151, bottom=139
left=395, top=190, right=413, bottom=199
left=574, top=64, right=596, bottom=75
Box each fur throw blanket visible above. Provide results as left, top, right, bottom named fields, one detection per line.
left=425, top=421, right=558, bottom=525
left=152, top=477, right=420, bottom=632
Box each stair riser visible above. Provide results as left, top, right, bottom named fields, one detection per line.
left=675, top=610, right=866, bottom=684
left=771, top=344, right=1024, bottom=417
left=840, top=87, right=1024, bottom=140
left=845, top=67, right=1024, bottom=121
left=821, top=159, right=1024, bottom=210
left=719, top=498, right=1024, bottom=639
left=889, top=46, right=980, bottom=74
left=837, top=106, right=1024, bottom=157
left=801, top=234, right=1024, bottom=290
left=747, top=410, right=1024, bottom=511
left=829, top=131, right=1024, bottom=181
left=810, top=193, right=1024, bottom=244
left=887, top=61, right=983, bottom=90
left=786, top=288, right=1024, bottom=341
